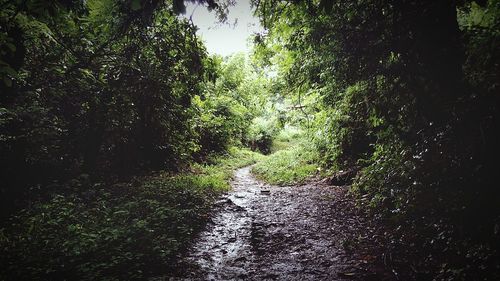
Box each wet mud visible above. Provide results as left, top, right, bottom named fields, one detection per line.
left=159, top=166, right=393, bottom=280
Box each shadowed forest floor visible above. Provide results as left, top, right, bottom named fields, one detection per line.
left=158, top=166, right=395, bottom=281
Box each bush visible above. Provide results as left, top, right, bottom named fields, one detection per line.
left=313, top=82, right=377, bottom=169
left=193, top=94, right=251, bottom=157
left=246, top=116, right=279, bottom=154
left=0, top=7, right=207, bottom=214
left=0, top=148, right=262, bottom=280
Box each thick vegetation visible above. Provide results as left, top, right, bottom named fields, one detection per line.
left=1, top=0, right=499, bottom=280
left=0, top=0, right=268, bottom=279
left=1, top=0, right=211, bottom=215
left=252, top=129, right=320, bottom=185
left=0, top=147, right=262, bottom=280
left=253, top=0, right=500, bottom=279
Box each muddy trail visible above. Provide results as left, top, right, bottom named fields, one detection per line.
left=161, top=167, right=394, bottom=281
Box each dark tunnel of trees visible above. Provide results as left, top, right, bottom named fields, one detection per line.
left=1, top=0, right=499, bottom=280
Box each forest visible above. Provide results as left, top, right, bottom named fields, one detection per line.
left=0, top=0, right=499, bottom=280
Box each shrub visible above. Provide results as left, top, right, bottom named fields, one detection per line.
left=246, top=116, right=279, bottom=154
left=193, top=95, right=251, bottom=157
left=0, top=148, right=262, bottom=280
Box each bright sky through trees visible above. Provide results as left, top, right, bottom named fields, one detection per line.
left=185, top=0, right=263, bottom=56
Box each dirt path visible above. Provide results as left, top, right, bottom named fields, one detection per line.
left=162, top=166, right=393, bottom=280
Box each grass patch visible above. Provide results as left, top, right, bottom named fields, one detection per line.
left=191, top=146, right=265, bottom=189
left=270, top=126, right=304, bottom=153
left=0, top=147, right=262, bottom=280
left=252, top=142, right=319, bottom=185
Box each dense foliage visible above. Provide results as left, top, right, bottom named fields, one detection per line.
left=0, top=0, right=218, bottom=215
left=2, top=0, right=499, bottom=279
left=0, top=0, right=269, bottom=279
left=195, top=53, right=260, bottom=156
left=0, top=147, right=262, bottom=280
left=253, top=0, right=499, bottom=279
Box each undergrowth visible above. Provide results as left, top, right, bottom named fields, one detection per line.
left=252, top=141, right=319, bottom=185
left=270, top=126, right=304, bottom=153
left=0, top=147, right=262, bottom=280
